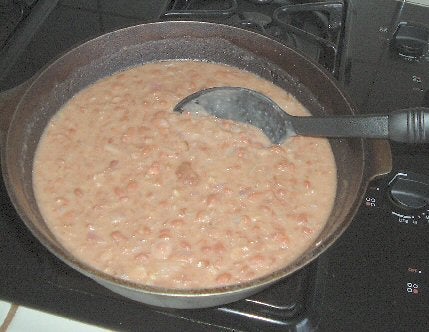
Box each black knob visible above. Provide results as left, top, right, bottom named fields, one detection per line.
left=393, top=24, right=429, bottom=58
left=389, top=172, right=429, bottom=209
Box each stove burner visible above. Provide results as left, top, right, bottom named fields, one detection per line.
left=0, top=0, right=58, bottom=89
left=164, top=0, right=238, bottom=17
left=0, top=1, right=26, bottom=48
left=162, top=0, right=345, bottom=75
left=273, top=2, right=344, bottom=73
left=248, top=0, right=274, bottom=4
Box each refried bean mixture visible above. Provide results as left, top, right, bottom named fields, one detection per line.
left=33, top=61, right=337, bottom=289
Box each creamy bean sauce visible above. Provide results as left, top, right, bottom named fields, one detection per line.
left=33, top=61, right=337, bottom=289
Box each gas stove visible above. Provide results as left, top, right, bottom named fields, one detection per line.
left=0, top=1, right=428, bottom=331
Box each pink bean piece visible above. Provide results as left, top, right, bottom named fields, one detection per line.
left=110, top=231, right=128, bottom=242
left=175, top=161, right=200, bottom=186
left=151, top=240, right=173, bottom=260
left=215, top=272, right=233, bottom=285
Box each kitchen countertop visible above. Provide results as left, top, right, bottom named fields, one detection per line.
left=0, top=300, right=109, bottom=332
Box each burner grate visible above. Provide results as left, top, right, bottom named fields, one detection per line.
left=161, top=0, right=345, bottom=75
left=0, top=1, right=26, bottom=48
left=164, top=0, right=238, bottom=17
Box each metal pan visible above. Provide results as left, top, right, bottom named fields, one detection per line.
left=0, top=21, right=392, bottom=309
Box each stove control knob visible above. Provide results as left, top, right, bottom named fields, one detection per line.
left=389, top=172, right=429, bottom=209
left=393, top=24, right=429, bottom=58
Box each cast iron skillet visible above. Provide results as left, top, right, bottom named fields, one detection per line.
left=0, top=21, right=392, bottom=309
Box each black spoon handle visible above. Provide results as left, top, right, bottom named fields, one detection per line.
left=290, top=108, right=429, bottom=143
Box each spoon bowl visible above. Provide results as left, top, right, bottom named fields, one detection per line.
left=174, top=87, right=293, bottom=144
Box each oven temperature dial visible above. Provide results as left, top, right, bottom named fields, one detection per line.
left=389, top=172, right=429, bottom=209
left=389, top=172, right=429, bottom=226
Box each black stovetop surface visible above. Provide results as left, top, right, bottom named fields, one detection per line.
left=1, top=1, right=428, bottom=331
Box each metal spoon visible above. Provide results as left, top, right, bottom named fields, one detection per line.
left=173, top=87, right=428, bottom=144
